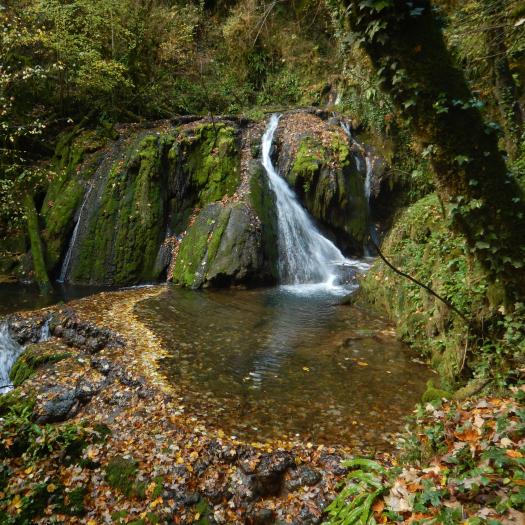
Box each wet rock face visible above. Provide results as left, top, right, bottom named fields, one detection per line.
left=171, top=201, right=270, bottom=289
left=17, top=110, right=370, bottom=289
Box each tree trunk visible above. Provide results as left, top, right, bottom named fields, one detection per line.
left=24, top=194, right=52, bottom=294
left=482, top=0, right=523, bottom=160
left=344, top=0, right=525, bottom=302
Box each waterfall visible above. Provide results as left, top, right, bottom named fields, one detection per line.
left=58, top=183, right=94, bottom=283
left=364, top=156, right=373, bottom=203
left=261, top=114, right=348, bottom=286
left=0, top=323, right=23, bottom=394
left=39, top=319, right=50, bottom=342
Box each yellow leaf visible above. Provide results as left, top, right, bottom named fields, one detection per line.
left=87, top=519, right=97, bottom=525
left=217, top=429, right=225, bottom=438
left=357, top=361, right=368, bottom=367
left=47, top=483, right=57, bottom=493
left=24, top=466, right=34, bottom=474
left=150, top=496, right=163, bottom=509
left=302, top=367, right=310, bottom=372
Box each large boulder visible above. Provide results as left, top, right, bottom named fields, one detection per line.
left=171, top=201, right=270, bottom=288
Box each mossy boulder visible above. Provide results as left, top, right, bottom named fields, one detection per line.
left=172, top=201, right=269, bottom=288
left=276, top=114, right=368, bottom=253
left=9, top=344, right=70, bottom=387
left=167, top=122, right=241, bottom=237
left=69, top=134, right=171, bottom=285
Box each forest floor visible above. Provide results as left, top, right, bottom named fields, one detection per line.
left=1, top=287, right=524, bottom=524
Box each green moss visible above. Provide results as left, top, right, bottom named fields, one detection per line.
left=176, top=123, right=241, bottom=206
left=359, top=193, right=489, bottom=385
left=105, top=455, right=139, bottom=498
left=288, top=135, right=368, bottom=245
left=421, top=380, right=452, bottom=403
left=71, top=134, right=170, bottom=285
left=0, top=391, right=35, bottom=418
left=41, top=130, right=106, bottom=271
left=24, top=194, right=51, bottom=293
left=172, top=204, right=231, bottom=288
left=9, top=345, right=70, bottom=387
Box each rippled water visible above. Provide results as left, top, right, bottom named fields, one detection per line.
left=136, top=285, right=431, bottom=450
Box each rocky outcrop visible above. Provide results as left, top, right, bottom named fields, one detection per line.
left=5, top=111, right=372, bottom=288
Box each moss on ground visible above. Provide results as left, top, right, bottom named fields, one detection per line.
left=105, top=455, right=139, bottom=498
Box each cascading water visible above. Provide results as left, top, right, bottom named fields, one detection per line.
left=0, top=319, right=50, bottom=394
left=0, top=323, right=23, bottom=394
left=261, top=114, right=354, bottom=287
left=58, top=183, right=94, bottom=283
left=364, top=156, right=373, bottom=203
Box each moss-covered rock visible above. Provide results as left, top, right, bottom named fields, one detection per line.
left=172, top=200, right=269, bottom=289
left=358, top=193, right=489, bottom=386
left=69, top=134, right=171, bottom=285
left=174, top=123, right=240, bottom=206
left=24, top=194, right=51, bottom=293
left=41, top=129, right=107, bottom=272
left=287, top=135, right=368, bottom=250
left=166, top=122, right=241, bottom=238
left=9, top=344, right=70, bottom=387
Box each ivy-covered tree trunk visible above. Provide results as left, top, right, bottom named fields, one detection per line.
left=344, top=0, right=525, bottom=302
left=482, top=0, right=523, bottom=160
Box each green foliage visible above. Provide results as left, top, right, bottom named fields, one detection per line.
left=324, top=459, right=390, bottom=524
left=105, top=455, right=139, bottom=498
left=9, top=345, right=70, bottom=387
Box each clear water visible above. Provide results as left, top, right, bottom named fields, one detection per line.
left=136, top=285, right=431, bottom=450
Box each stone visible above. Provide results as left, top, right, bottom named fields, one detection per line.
left=36, top=388, right=80, bottom=423
left=285, top=466, right=321, bottom=492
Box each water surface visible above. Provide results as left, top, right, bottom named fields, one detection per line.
left=0, top=283, right=110, bottom=315
left=136, top=285, right=431, bottom=450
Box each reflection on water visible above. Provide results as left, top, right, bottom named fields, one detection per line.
left=136, top=285, right=432, bottom=450
left=0, top=283, right=111, bottom=315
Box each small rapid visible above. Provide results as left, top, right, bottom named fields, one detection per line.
left=261, top=115, right=367, bottom=289
left=0, top=324, right=23, bottom=394
left=0, top=320, right=51, bottom=394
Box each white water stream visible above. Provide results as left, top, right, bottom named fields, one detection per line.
left=0, top=320, right=51, bottom=394
left=58, top=183, right=94, bottom=283
left=261, top=114, right=368, bottom=291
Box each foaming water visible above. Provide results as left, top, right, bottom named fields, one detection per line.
left=0, top=323, right=23, bottom=394
left=136, top=286, right=431, bottom=450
